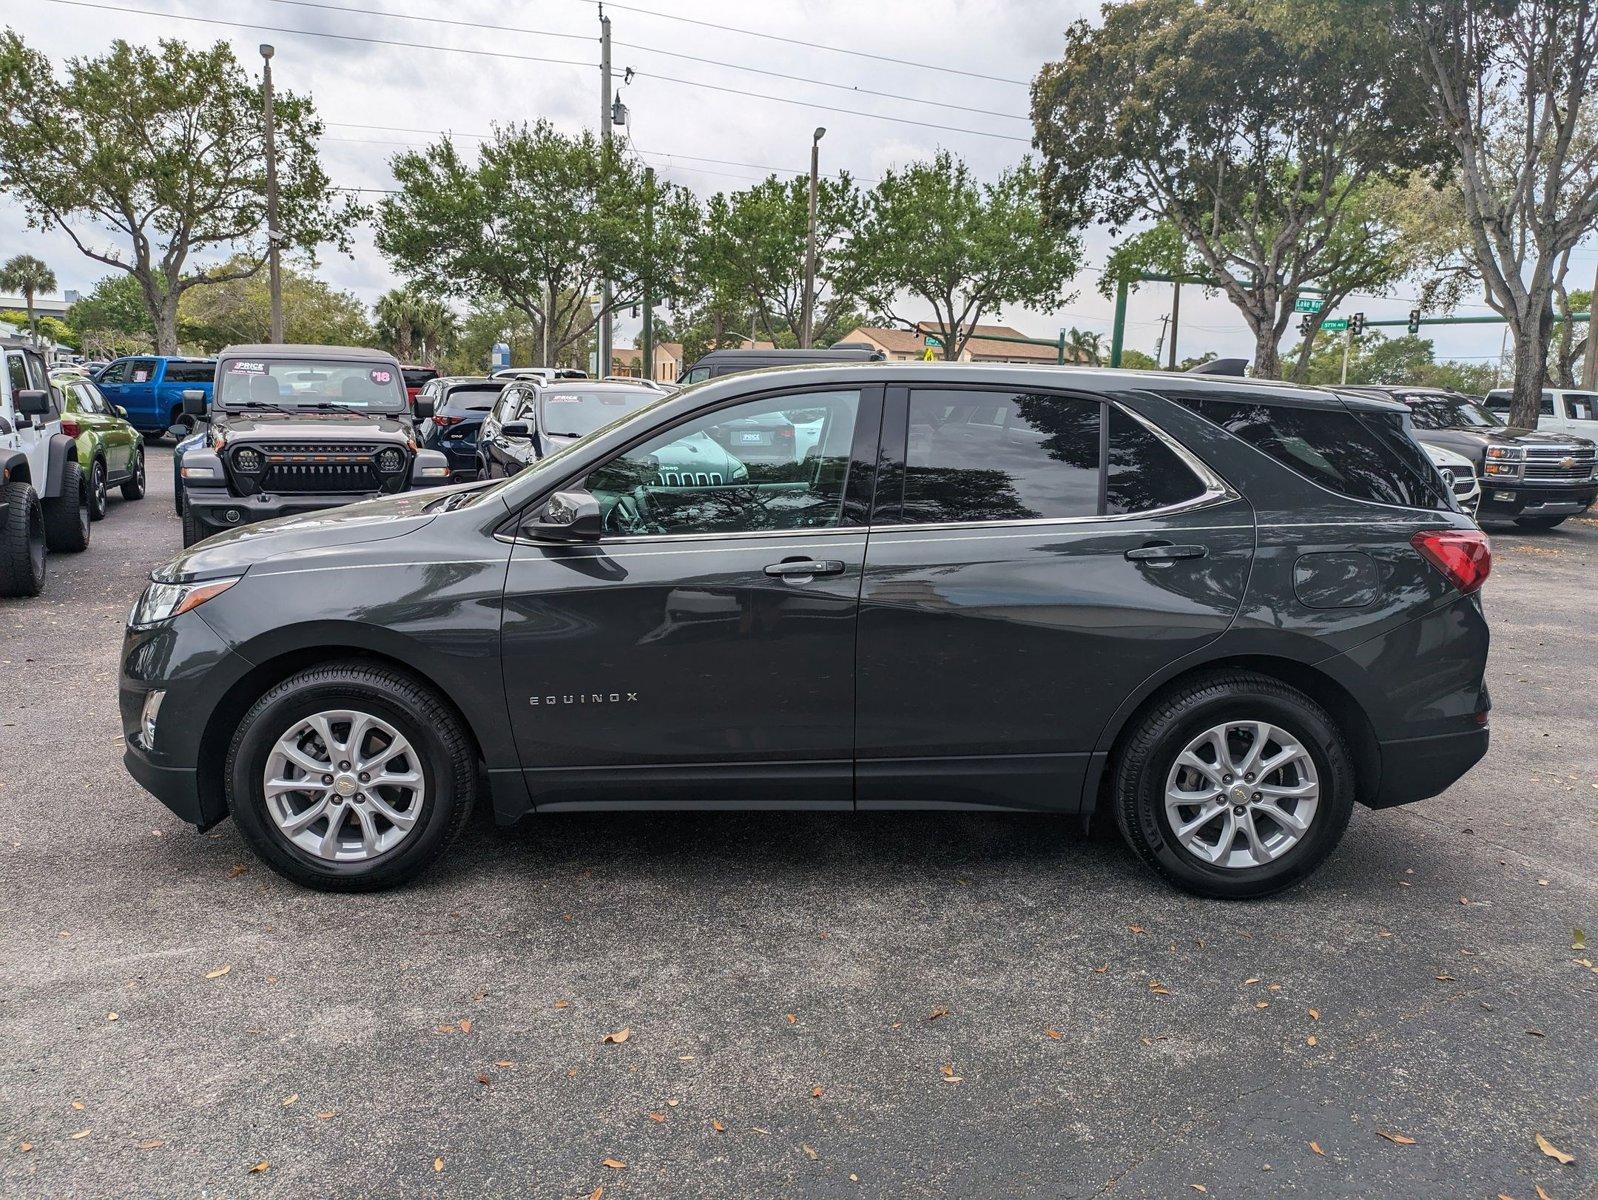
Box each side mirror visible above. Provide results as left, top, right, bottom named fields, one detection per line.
left=114, top=405, right=129, bottom=418
left=15, top=388, right=50, bottom=416
left=166, top=423, right=190, bottom=440
left=527, top=488, right=603, bottom=542
left=413, top=397, right=434, bottom=420
left=500, top=420, right=532, bottom=438
left=181, top=389, right=207, bottom=417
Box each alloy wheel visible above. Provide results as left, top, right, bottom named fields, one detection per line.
left=1163, top=720, right=1320, bottom=869
left=263, top=709, right=426, bottom=863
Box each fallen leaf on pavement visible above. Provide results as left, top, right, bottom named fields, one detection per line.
left=602, top=1157, right=626, bottom=1169
left=1376, top=1131, right=1416, bottom=1145
left=1150, top=982, right=1171, bottom=996
left=18, top=1143, right=32, bottom=1152
left=476, top=1074, right=490, bottom=1087
left=228, top=864, right=247, bottom=878
left=1309, top=1141, right=1324, bottom=1156
left=1129, top=924, right=1146, bottom=935
left=71, top=1101, right=85, bottom=1111
left=927, top=1007, right=949, bottom=1021
left=588, top=1188, right=603, bottom=1200
left=1537, top=1133, right=1574, bottom=1164
left=1306, top=1035, right=1319, bottom=1047
left=712, top=1119, right=725, bottom=1132
left=1191, top=1186, right=1208, bottom=1194
left=315, top=1111, right=335, bottom=1120
left=434, top=1157, right=444, bottom=1172
left=1308, top=1008, right=1321, bottom=1020
left=1243, top=977, right=1260, bottom=986
left=1093, top=964, right=1109, bottom=974
left=205, top=965, right=232, bottom=980
left=1537, top=1185, right=1553, bottom=1199
left=940, top=1065, right=962, bottom=1083
left=70, top=1129, right=90, bottom=1140
left=248, top=1160, right=269, bottom=1173
left=1046, top=1029, right=1062, bottom=1040
left=1574, top=928, right=1587, bottom=952
left=459, top=1019, right=472, bottom=1034
left=602, top=1028, right=630, bottom=1044
left=106, top=1013, right=118, bottom=1022
left=1435, top=974, right=1456, bottom=982
left=801, top=1144, right=818, bottom=1160
left=554, top=1000, right=569, bottom=1009
left=811, top=1086, right=824, bottom=1098
left=785, top=1013, right=796, bottom=1024
left=281, top=1094, right=297, bottom=1107
left=647, top=1112, right=664, bottom=1123
left=137, top=1139, right=164, bottom=1150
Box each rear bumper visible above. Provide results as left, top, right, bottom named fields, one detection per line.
left=1367, top=725, right=1490, bottom=809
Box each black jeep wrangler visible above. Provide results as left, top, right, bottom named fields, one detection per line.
left=176, top=344, right=451, bottom=546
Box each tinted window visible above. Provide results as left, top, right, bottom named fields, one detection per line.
left=444, top=384, right=504, bottom=412
left=402, top=367, right=439, bottom=389
left=584, top=390, right=860, bottom=537
left=164, top=361, right=216, bottom=384
left=538, top=388, right=659, bottom=438
left=1181, top=397, right=1449, bottom=510
left=681, top=367, right=710, bottom=385
left=490, top=387, right=523, bottom=423
left=902, top=390, right=1099, bottom=523
left=1106, top=407, right=1206, bottom=514
left=98, top=359, right=128, bottom=384
left=1401, top=395, right=1501, bottom=429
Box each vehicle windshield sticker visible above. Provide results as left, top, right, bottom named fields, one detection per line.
left=229, top=361, right=268, bottom=375
left=369, top=368, right=393, bottom=385
left=131, top=369, right=150, bottom=382
left=546, top=395, right=580, bottom=403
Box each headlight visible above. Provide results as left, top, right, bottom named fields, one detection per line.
left=377, top=447, right=405, bottom=473
left=1482, top=446, right=1524, bottom=477
left=129, top=576, right=241, bottom=628
left=233, top=447, right=263, bottom=473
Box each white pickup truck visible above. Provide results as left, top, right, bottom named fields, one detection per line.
left=1485, top=388, right=1598, bottom=438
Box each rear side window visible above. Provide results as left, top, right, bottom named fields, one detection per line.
left=164, top=361, right=216, bottom=384
left=1106, top=407, right=1207, bottom=514
left=1180, top=397, right=1449, bottom=510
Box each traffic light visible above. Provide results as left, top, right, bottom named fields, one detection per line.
left=1407, top=308, right=1421, bottom=335
left=1299, top=314, right=1312, bottom=336
left=1351, top=312, right=1365, bottom=336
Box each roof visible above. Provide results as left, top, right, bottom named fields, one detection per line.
left=847, top=324, right=1065, bottom=361
left=219, top=343, right=397, bottom=362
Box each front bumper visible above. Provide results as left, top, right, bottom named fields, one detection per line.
left=1476, top=479, right=1597, bottom=519
left=184, top=487, right=387, bottom=537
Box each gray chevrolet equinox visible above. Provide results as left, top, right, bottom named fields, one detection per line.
left=120, top=365, right=1491, bottom=898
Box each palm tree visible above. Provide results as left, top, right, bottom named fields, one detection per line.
left=1063, top=326, right=1105, bottom=366
left=411, top=297, right=459, bottom=365
left=373, top=288, right=423, bottom=360
left=0, top=254, right=58, bottom=346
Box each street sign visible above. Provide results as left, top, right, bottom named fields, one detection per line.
left=1294, top=298, right=1323, bottom=314
left=924, top=334, right=944, bottom=348
left=1322, top=318, right=1349, bottom=332
left=921, top=346, right=936, bottom=361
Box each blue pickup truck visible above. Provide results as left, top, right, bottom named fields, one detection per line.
left=92, top=356, right=216, bottom=440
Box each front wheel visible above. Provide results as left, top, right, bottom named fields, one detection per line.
left=42, top=460, right=90, bottom=552
left=87, top=458, right=108, bottom=521
left=1514, top=514, right=1567, bottom=530
left=180, top=500, right=205, bottom=547
left=225, top=662, right=477, bottom=891
left=0, top=482, right=46, bottom=597
left=1112, top=672, right=1355, bottom=899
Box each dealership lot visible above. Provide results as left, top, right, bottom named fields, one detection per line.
left=2, top=451, right=1594, bottom=1199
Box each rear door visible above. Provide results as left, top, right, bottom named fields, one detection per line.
left=500, top=384, right=882, bottom=809
left=855, top=384, right=1255, bottom=812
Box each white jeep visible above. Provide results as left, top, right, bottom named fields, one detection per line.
left=0, top=339, right=91, bottom=597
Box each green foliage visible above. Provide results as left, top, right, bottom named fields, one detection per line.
left=67, top=274, right=154, bottom=357
left=0, top=33, right=360, bottom=352
left=1117, top=348, right=1160, bottom=370
left=378, top=121, right=699, bottom=366
left=177, top=256, right=373, bottom=352
left=371, top=287, right=457, bottom=364
left=0, top=252, right=58, bottom=342
left=1288, top=330, right=1496, bottom=392
left=837, top=152, right=1080, bottom=361
left=1098, top=222, right=1195, bottom=299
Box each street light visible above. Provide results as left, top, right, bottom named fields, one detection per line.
left=260, top=44, right=283, bottom=343
left=801, top=126, right=826, bottom=349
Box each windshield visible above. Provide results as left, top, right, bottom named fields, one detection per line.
left=218, top=357, right=406, bottom=412
left=539, top=388, right=661, bottom=438
left=1402, top=394, right=1503, bottom=431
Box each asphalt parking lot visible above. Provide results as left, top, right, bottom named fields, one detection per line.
left=2, top=449, right=1594, bottom=1200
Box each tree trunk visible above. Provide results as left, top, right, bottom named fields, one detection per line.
left=1506, top=299, right=1551, bottom=429
left=155, top=293, right=181, bottom=356
left=1252, top=326, right=1282, bottom=380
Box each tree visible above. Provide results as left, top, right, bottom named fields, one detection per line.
left=837, top=152, right=1080, bottom=361
left=1033, top=0, right=1443, bottom=378
left=1550, top=288, right=1591, bottom=388
left=0, top=34, right=358, bottom=353
left=66, top=273, right=152, bottom=357
left=1117, top=347, right=1160, bottom=370
left=1063, top=327, right=1105, bottom=365
left=178, top=256, right=372, bottom=352
left=378, top=121, right=699, bottom=367
left=0, top=254, right=56, bottom=344
left=1287, top=328, right=1496, bottom=391
left=1398, top=0, right=1598, bottom=426
left=373, top=288, right=423, bottom=361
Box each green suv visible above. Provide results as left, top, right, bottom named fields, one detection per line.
left=52, top=371, right=146, bottom=519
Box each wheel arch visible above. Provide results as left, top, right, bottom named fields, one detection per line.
left=42, top=433, right=78, bottom=498
left=195, top=643, right=488, bottom=827
left=1082, top=654, right=1381, bottom=823
left=0, top=448, right=29, bottom=485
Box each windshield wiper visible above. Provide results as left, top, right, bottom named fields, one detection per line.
left=228, top=400, right=298, bottom=417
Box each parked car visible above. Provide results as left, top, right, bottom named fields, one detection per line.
left=51, top=370, right=146, bottom=519
left=678, top=346, right=885, bottom=385
left=93, top=355, right=217, bottom=441
left=416, top=377, right=507, bottom=480
left=1422, top=442, right=1480, bottom=517
left=1347, top=385, right=1597, bottom=529
left=477, top=380, right=664, bottom=479
left=1484, top=387, right=1598, bottom=438
left=400, top=364, right=439, bottom=404
left=174, top=344, right=449, bottom=547
left=121, top=364, right=1490, bottom=898
left=0, top=339, right=90, bottom=596
left=490, top=367, right=589, bottom=383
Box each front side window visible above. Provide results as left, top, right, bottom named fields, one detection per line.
left=490, top=387, right=523, bottom=424
left=128, top=358, right=157, bottom=384
left=1563, top=393, right=1598, bottom=421
left=74, top=383, right=105, bottom=414
left=583, top=390, right=861, bottom=537
left=681, top=366, right=710, bottom=385
left=6, top=354, right=27, bottom=399
left=97, top=360, right=127, bottom=384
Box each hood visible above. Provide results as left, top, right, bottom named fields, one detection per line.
left=1476, top=425, right=1593, bottom=448
left=153, top=488, right=453, bottom=582
left=213, top=410, right=414, bottom=441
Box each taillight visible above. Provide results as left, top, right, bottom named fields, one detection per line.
left=60, top=418, right=80, bottom=438
left=1411, top=528, right=1491, bottom=594
left=432, top=415, right=463, bottom=427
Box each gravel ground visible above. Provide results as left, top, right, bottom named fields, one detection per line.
left=2, top=450, right=1594, bottom=1200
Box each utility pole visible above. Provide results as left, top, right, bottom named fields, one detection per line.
left=1153, top=313, right=1170, bottom=365
left=801, top=127, right=825, bottom=349
left=1167, top=279, right=1181, bottom=369
left=641, top=166, right=654, bottom=383
left=597, top=8, right=613, bottom=379
left=260, top=44, right=283, bottom=344
left=1583, top=257, right=1598, bottom=389
left=1339, top=325, right=1352, bottom=385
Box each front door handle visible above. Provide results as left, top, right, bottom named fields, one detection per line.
left=1125, top=543, right=1207, bottom=563
left=764, top=559, right=845, bottom=578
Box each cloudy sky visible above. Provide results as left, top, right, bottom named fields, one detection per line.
left=0, top=0, right=1569, bottom=368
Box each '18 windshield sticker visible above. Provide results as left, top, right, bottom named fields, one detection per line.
left=369, top=368, right=393, bottom=385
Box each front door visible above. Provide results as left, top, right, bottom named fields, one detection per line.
left=855, top=385, right=1255, bottom=812
left=501, top=385, right=882, bottom=809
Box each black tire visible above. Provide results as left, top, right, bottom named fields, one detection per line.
left=0, top=482, right=46, bottom=597
left=1112, top=671, right=1356, bottom=899
left=42, top=459, right=90, bottom=552
left=225, top=661, right=477, bottom=891
left=87, top=457, right=108, bottom=521
left=1514, top=514, right=1567, bottom=530
left=181, top=499, right=205, bottom=547
left=120, top=446, right=146, bottom=501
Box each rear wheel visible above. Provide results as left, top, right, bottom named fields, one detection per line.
left=0, top=482, right=46, bottom=597
left=87, top=458, right=108, bottom=521
left=226, top=662, right=477, bottom=891
left=1112, top=671, right=1355, bottom=899
left=42, top=460, right=90, bottom=552
left=120, top=447, right=146, bottom=501
left=1514, top=514, right=1567, bottom=530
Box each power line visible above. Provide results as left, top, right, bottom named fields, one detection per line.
left=569, top=0, right=1031, bottom=87
left=257, top=0, right=1028, bottom=122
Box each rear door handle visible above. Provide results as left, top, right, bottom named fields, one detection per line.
left=1125, top=543, right=1207, bottom=563
left=764, top=559, right=845, bottom=578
